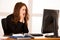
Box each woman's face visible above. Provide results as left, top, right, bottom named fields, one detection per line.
left=20, top=6, right=26, bottom=18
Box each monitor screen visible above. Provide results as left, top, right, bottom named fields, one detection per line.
left=41, top=9, right=59, bottom=35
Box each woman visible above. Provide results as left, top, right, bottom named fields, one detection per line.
left=5, top=2, right=29, bottom=35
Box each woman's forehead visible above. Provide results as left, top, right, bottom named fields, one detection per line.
left=21, top=6, right=26, bottom=9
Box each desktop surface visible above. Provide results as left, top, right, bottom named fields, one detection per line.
left=6, top=37, right=60, bottom=40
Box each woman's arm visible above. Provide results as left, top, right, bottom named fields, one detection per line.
left=23, top=24, right=29, bottom=33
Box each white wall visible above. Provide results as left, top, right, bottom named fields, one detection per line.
left=32, top=0, right=60, bottom=13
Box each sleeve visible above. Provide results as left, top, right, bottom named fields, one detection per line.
left=23, top=24, right=29, bottom=33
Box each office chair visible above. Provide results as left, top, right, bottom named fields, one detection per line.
left=1, top=18, right=8, bottom=35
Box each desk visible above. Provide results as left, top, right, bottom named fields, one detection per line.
left=6, top=38, right=60, bottom=40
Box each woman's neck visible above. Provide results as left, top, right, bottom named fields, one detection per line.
left=20, top=19, right=25, bottom=23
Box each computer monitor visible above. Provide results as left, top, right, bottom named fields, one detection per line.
left=41, top=9, right=59, bottom=37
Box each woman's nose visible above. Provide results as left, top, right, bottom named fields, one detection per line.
left=23, top=10, right=26, bottom=14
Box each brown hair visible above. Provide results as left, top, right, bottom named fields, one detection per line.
left=12, top=2, right=29, bottom=26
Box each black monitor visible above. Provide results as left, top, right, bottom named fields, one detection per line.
left=41, top=9, right=59, bottom=37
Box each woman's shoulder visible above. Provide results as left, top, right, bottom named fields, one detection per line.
left=6, top=14, right=13, bottom=19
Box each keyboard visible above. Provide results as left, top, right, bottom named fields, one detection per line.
left=30, top=34, right=43, bottom=36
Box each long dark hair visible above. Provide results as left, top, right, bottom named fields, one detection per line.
left=12, top=2, right=29, bottom=26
